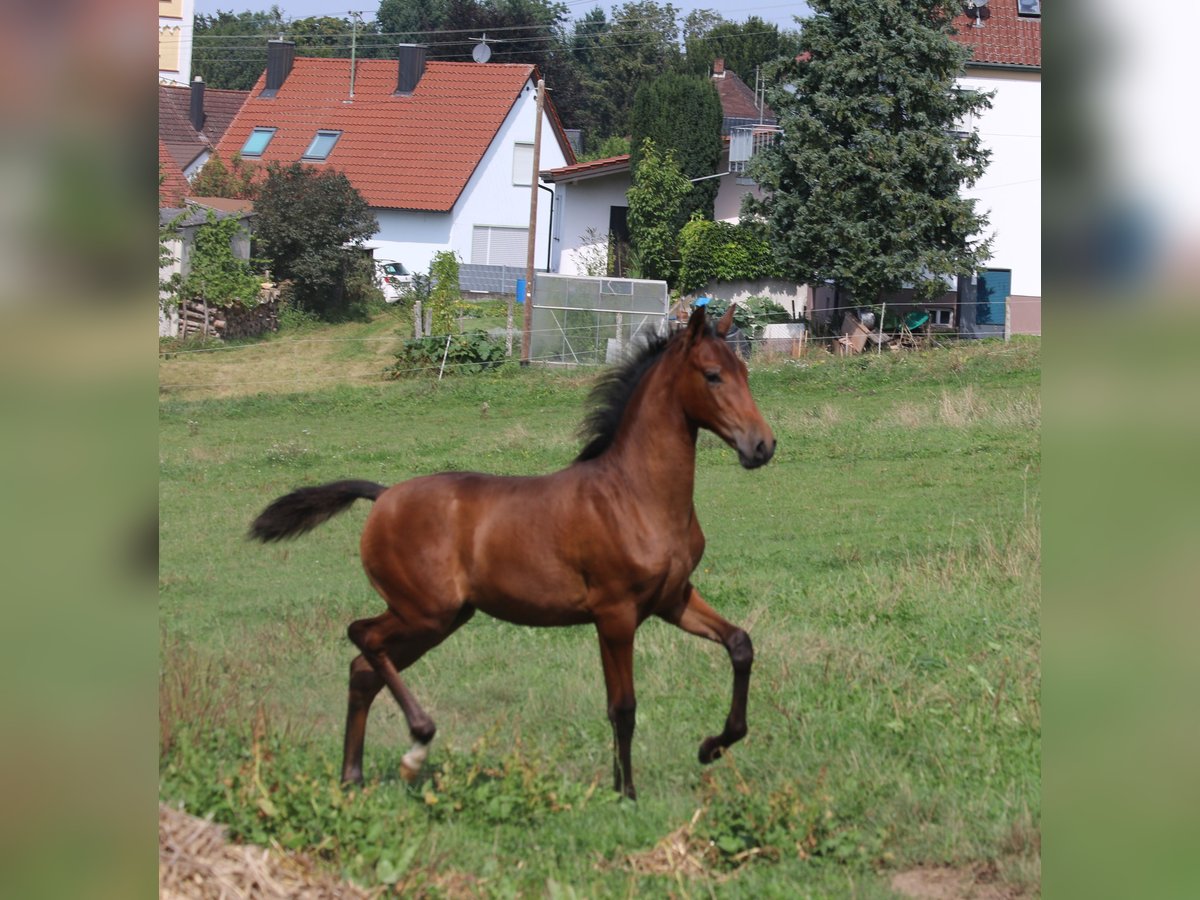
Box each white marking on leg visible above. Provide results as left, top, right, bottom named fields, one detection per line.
left=400, top=741, right=429, bottom=782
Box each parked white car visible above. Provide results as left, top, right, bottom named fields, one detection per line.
left=376, top=260, right=413, bottom=303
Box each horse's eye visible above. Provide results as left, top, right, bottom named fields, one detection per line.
left=704, top=369, right=722, bottom=384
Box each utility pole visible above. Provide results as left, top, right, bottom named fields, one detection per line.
left=521, top=78, right=545, bottom=366
left=348, top=11, right=361, bottom=98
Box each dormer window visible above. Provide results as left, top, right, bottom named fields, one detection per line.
left=240, top=127, right=276, bottom=157
left=303, top=130, right=342, bottom=161
left=1017, top=0, right=1041, bottom=15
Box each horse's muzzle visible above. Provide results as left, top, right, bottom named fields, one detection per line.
left=737, top=436, right=776, bottom=469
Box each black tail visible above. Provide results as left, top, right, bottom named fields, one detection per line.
left=249, top=479, right=388, bottom=543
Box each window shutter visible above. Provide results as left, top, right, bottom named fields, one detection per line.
left=512, top=143, right=534, bottom=186
left=472, top=226, right=528, bottom=266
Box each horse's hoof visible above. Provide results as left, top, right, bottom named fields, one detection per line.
left=400, top=740, right=429, bottom=783
left=698, top=737, right=724, bottom=764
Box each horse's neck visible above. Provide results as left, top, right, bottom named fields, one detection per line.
left=602, top=363, right=698, bottom=515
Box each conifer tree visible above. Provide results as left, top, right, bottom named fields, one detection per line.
left=747, top=0, right=993, bottom=304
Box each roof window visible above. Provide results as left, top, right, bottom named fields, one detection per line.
left=303, top=130, right=342, bottom=161
left=1017, top=0, right=1041, bottom=15
left=240, top=127, right=276, bottom=157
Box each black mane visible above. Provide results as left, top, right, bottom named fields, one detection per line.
left=575, top=329, right=677, bottom=462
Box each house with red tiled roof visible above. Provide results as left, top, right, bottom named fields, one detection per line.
left=160, top=80, right=250, bottom=181
left=214, top=42, right=575, bottom=276
left=541, top=60, right=780, bottom=280
left=159, top=139, right=191, bottom=208
left=949, top=0, right=1042, bottom=336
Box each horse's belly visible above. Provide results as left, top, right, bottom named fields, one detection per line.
left=471, top=590, right=593, bottom=627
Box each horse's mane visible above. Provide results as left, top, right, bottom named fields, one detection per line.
left=575, top=328, right=680, bottom=462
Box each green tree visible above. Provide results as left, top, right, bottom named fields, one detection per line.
left=747, top=0, right=993, bottom=304
left=253, top=163, right=380, bottom=321
left=192, top=8, right=285, bottom=90
left=428, top=251, right=462, bottom=336
left=680, top=17, right=802, bottom=81
left=596, top=2, right=684, bottom=137
left=288, top=15, right=357, bottom=57
left=189, top=153, right=258, bottom=200
left=164, top=210, right=263, bottom=313
left=626, top=139, right=692, bottom=287
left=629, top=72, right=723, bottom=223
left=377, top=0, right=446, bottom=42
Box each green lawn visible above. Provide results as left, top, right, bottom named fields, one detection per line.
left=159, top=331, right=1040, bottom=897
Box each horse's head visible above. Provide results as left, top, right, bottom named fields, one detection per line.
left=676, top=305, right=776, bottom=469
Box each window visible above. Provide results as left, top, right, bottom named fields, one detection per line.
left=303, top=130, right=341, bottom=161
left=512, top=142, right=534, bottom=186
left=241, top=127, right=276, bottom=157
left=1017, top=0, right=1041, bottom=15
left=929, top=308, right=954, bottom=328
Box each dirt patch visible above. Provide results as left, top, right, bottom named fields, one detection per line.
left=159, top=804, right=378, bottom=899
left=891, top=862, right=1032, bottom=899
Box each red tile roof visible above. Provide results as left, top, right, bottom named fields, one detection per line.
left=949, top=0, right=1042, bottom=69
left=541, top=154, right=631, bottom=182
left=159, top=83, right=250, bottom=171
left=216, top=58, right=575, bottom=212
left=712, top=67, right=775, bottom=122
left=159, top=139, right=190, bottom=207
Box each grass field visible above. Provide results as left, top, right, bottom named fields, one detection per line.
left=159, top=326, right=1040, bottom=897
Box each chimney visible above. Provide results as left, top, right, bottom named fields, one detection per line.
left=262, top=39, right=295, bottom=97
left=395, top=44, right=427, bottom=95
left=713, top=58, right=725, bottom=77
left=189, top=76, right=206, bottom=132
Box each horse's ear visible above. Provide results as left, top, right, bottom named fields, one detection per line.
left=685, top=305, right=708, bottom=345
left=715, top=303, right=736, bottom=338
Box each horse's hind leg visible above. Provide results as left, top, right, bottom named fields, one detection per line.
left=659, top=585, right=754, bottom=764
left=345, top=606, right=474, bottom=783
left=341, top=654, right=383, bottom=785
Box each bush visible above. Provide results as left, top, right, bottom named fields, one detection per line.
left=386, top=330, right=506, bottom=378
left=706, top=295, right=791, bottom=337
left=678, top=217, right=780, bottom=295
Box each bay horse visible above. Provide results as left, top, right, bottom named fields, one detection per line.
left=249, top=304, right=775, bottom=799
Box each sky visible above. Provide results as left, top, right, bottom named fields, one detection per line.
left=192, top=1, right=813, bottom=34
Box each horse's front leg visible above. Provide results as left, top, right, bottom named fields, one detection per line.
left=659, top=585, right=753, bottom=763
left=596, top=616, right=638, bottom=799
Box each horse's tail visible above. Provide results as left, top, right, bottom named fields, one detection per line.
left=249, top=479, right=388, bottom=543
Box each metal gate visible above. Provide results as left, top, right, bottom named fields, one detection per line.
left=530, top=274, right=670, bottom=365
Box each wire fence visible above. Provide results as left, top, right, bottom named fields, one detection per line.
left=157, top=299, right=1036, bottom=392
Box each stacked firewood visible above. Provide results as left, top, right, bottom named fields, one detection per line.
left=178, top=287, right=280, bottom=341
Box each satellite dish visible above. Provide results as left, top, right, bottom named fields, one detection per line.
left=965, top=0, right=991, bottom=26
left=472, top=39, right=491, bottom=63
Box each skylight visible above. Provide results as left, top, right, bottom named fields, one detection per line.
left=303, top=130, right=342, bottom=161
left=240, top=127, right=276, bottom=157
left=1017, top=0, right=1041, bottom=15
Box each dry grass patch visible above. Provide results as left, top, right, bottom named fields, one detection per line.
left=159, top=804, right=378, bottom=899
left=159, top=328, right=405, bottom=402
left=623, top=809, right=720, bottom=880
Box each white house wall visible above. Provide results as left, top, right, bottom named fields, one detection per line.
left=552, top=175, right=632, bottom=277
left=364, top=82, right=569, bottom=277
left=960, top=68, right=1041, bottom=298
